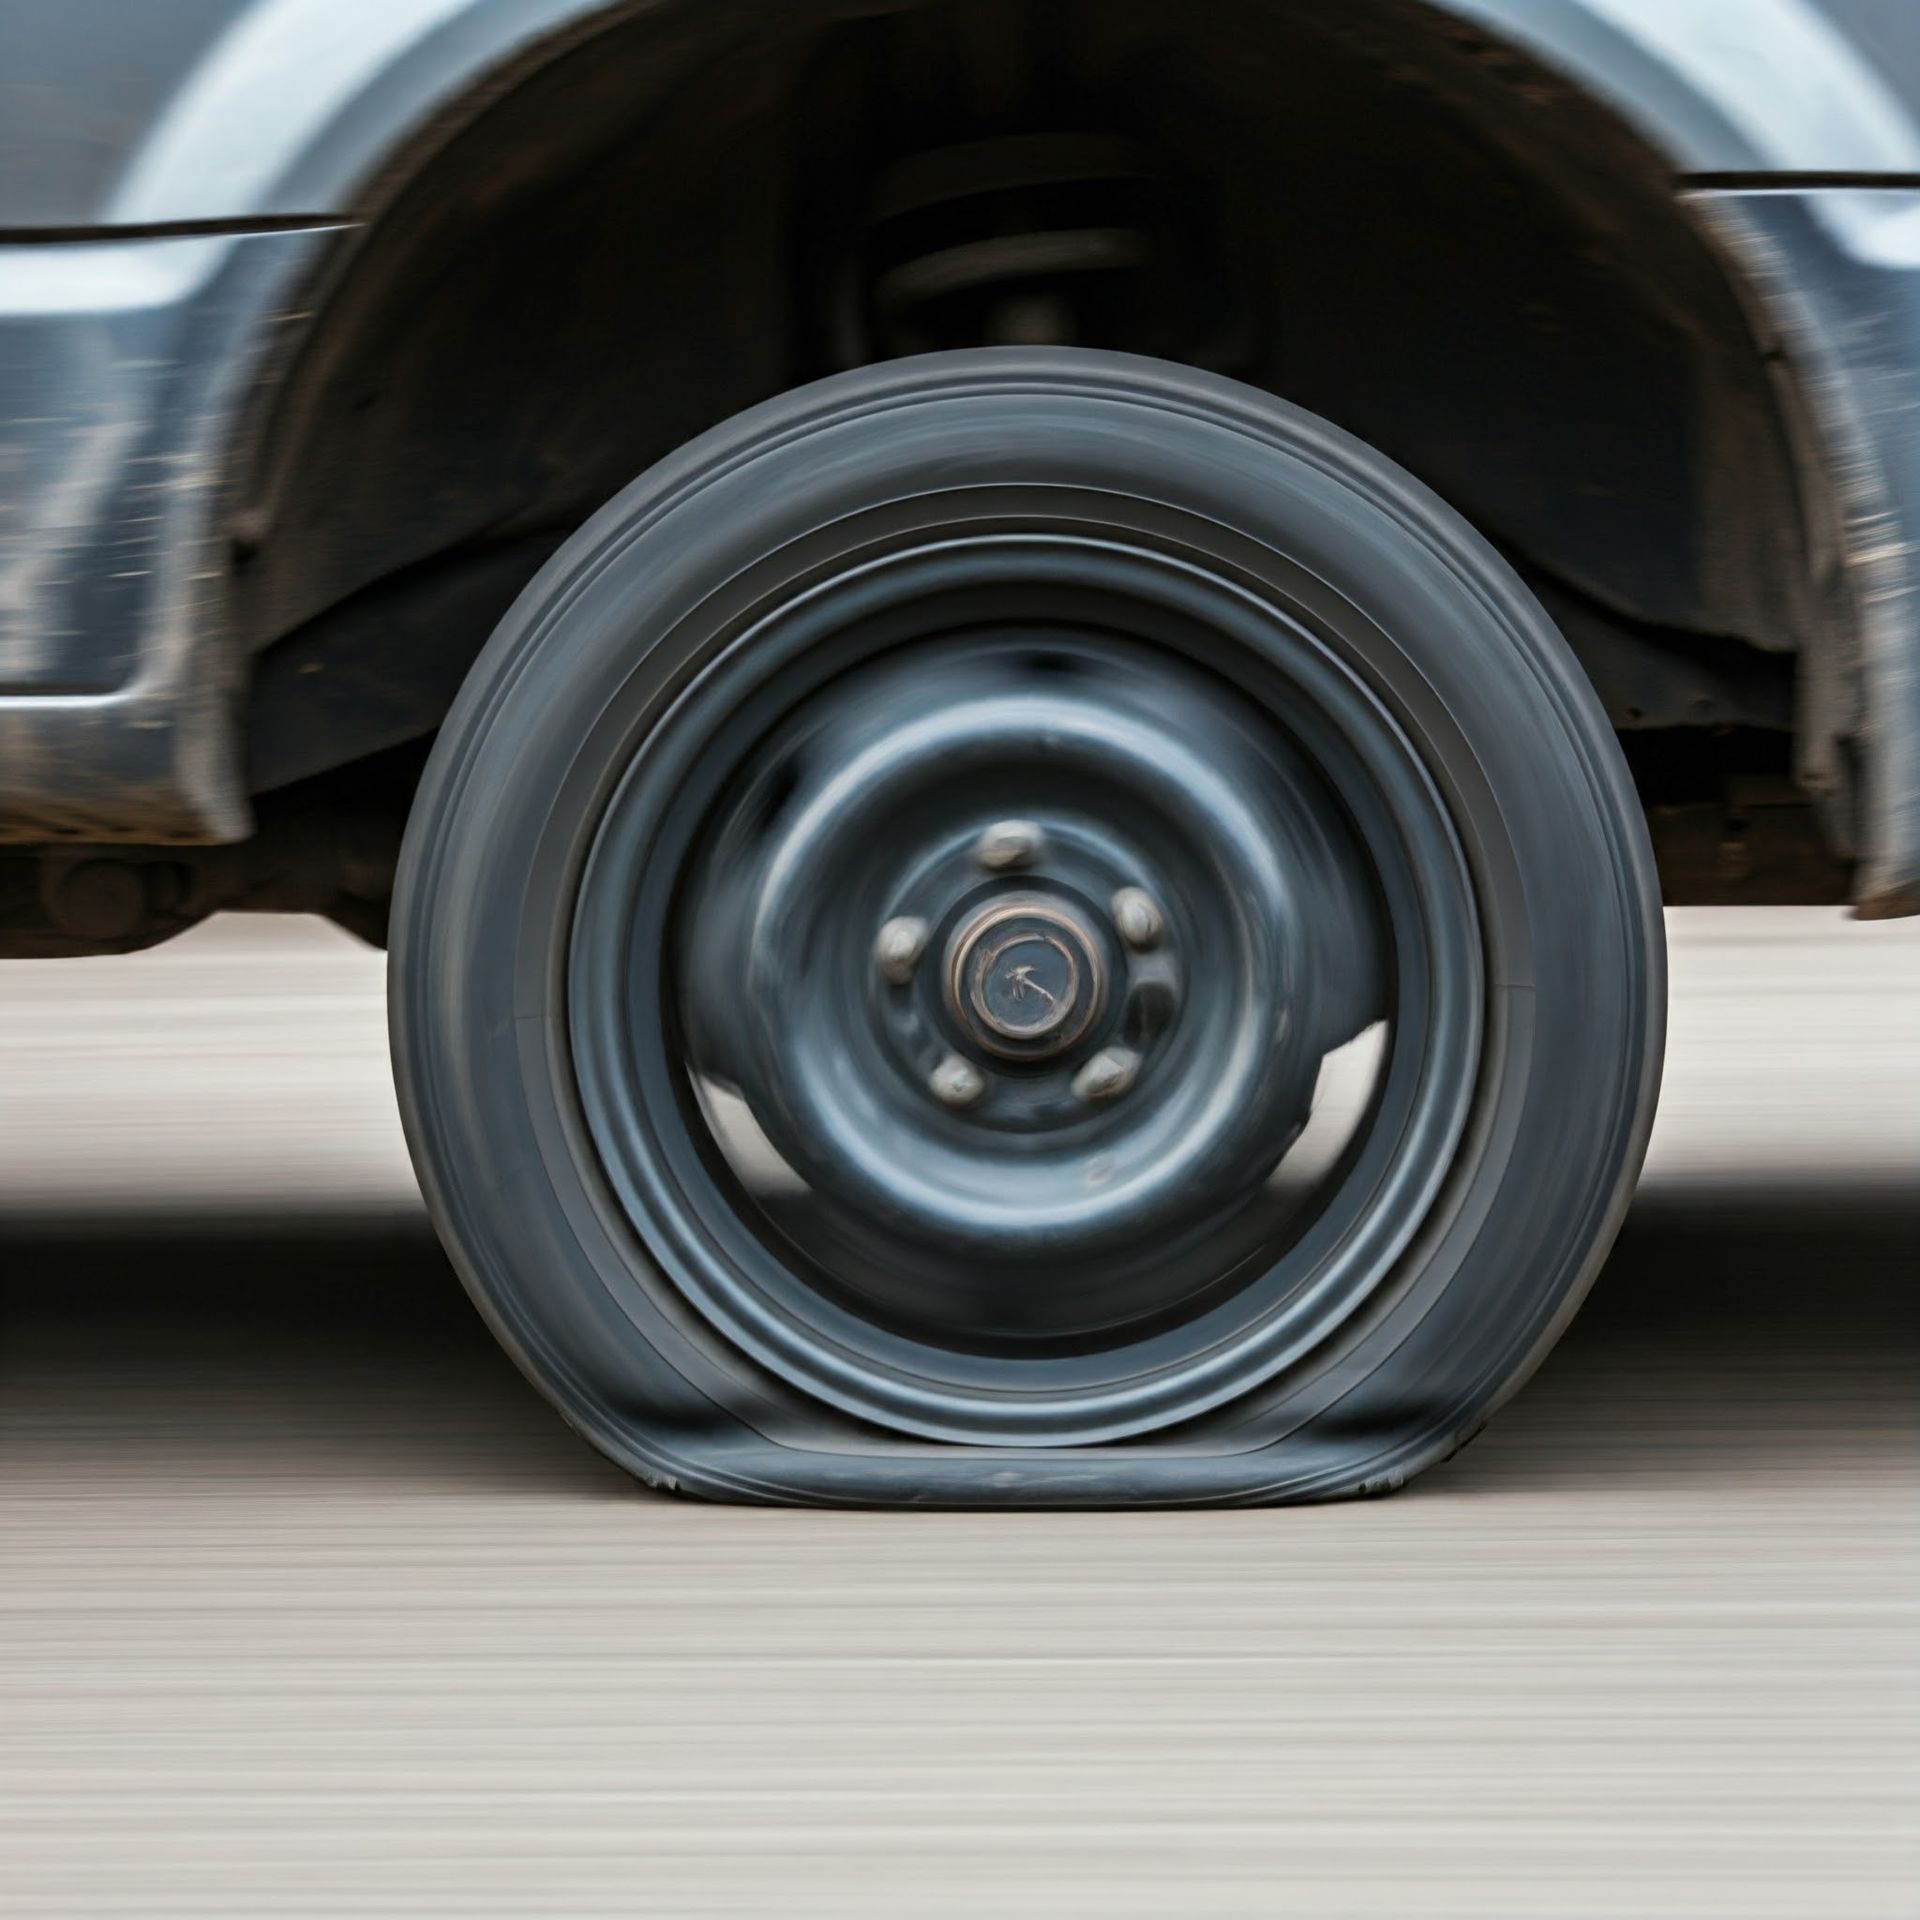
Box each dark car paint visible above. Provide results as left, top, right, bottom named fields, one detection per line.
left=0, top=0, right=1918, bottom=910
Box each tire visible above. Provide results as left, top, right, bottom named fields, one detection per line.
left=390, top=348, right=1665, bottom=1506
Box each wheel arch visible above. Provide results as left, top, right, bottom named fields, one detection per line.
left=232, top=0, right=1907, bottom=893
left=13, top=0, right=1916, bottom=917
left=101, top=0, right=1920, bottom=226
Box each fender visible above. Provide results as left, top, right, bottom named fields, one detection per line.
left=1, top=0, right=1917, bottom=907
left=69, top=0, right=1920, bottom=227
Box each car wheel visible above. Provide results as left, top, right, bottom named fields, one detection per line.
left=390, top=348, right=1665, bottom=1504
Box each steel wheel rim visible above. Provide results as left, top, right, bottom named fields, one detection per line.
left=569, top=509, right=1483, bottom=1444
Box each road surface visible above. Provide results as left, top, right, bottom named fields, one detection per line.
left=2, top=909, right=1916, bottom=1916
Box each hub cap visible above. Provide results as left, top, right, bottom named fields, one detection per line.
left=948, top=897, right=1103, bottom=1056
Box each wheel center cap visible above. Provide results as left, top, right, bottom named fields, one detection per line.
left=947, top=900, right=1104, bottom=1057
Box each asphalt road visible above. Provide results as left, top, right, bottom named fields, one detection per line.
left=2, top=909, right=1915, bottom=1917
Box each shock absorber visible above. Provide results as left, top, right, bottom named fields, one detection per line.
left=865, top=132, right=1157, bottom=353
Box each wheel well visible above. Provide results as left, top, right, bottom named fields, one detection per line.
left=232, top=0, right=1833, bottom=888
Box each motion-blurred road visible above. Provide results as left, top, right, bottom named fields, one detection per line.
left=1, top=909, right=1915, bottom=1917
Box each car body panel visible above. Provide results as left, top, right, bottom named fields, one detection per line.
left=0, top=230, right=339, bottom=840
left=5, top=0, right=1920, bottom=232
left=1692, top=185, right=1920, bottom=913
left=0, top=0, right=1918, bottom=909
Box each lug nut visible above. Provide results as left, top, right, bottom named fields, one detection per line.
left=929, top=1052, right=988, bottom=1109
left=973, top=819, right=1046, bottom=871
left=1071, top=1045, right=1141, bottom=1104
left=873, top=915, right=930, bottom=985
left=1110, top=887, right=1164, bottom=951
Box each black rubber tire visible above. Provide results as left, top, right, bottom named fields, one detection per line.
left=390, top=349, right=1665, bottom=1506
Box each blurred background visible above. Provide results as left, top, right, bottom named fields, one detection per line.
left=0, top=904, right=1913, bottom=1916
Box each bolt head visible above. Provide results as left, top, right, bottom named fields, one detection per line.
left=973, top=819, right=1046, bottom=871
left=1110, top=887, right=1164, bottom=951
left=873, top=915, right=930, bottom=985
left=1071, top=1045, right=1141, bottom=1104
left=929, top=1052, right=988, bottom=1109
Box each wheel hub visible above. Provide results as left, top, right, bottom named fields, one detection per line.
left=947, top=897, right=1104, bottom=1058
left=668, top=624, right=1384, bottom=1274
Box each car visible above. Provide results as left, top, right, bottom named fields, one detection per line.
left=3, top=0, right=1915, bottom=1505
